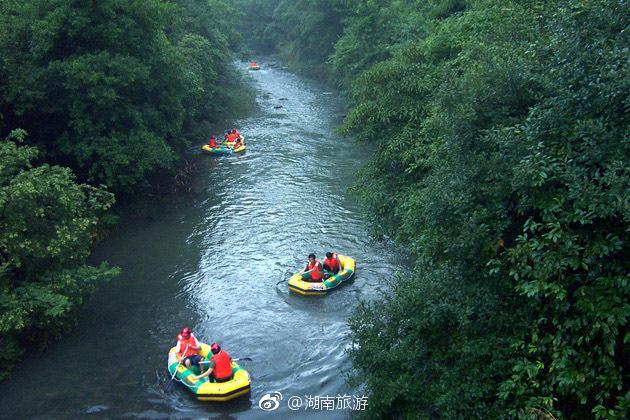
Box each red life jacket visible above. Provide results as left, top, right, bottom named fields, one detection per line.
left=308, top=260, right=323, bottom=281
left=177, top=334, right=199, bottom=356
left=209, top=138, right=217, bottom=148
left=227, top=133, right=237, bottom=142
left=211, top=350, right=233, bottom=380
left=324, top=254, right=340, bottom=271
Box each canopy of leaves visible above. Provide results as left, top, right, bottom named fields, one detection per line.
left=0, top=0, right=247, bottom=194
left=0, top=131, right=120, bottom=379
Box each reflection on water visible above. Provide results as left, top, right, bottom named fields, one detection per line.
left=0, top=60, right=405, bottom=419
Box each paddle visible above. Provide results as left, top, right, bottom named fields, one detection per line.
left=166, top=345, right=189, bottom=391
left=199, top=357, right=252, bottom=364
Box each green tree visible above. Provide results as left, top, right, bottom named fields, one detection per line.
left=0, top=0, right=246, bottom=193
left=0, top=130, right=119, bottom=379
left=341, top=0, right=628, bottom=418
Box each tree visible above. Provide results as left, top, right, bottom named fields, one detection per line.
left=0, top=130, right=119, bottom=378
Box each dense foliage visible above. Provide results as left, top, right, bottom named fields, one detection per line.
left=0, top=0, right=247, bottom=194
left=235, top=0, right=343, bottom=78
left=237, top=0, right=629, bottom=417
left=0, top=130, right=119, bottom=378
left=0, top=0, right=248, bottom=378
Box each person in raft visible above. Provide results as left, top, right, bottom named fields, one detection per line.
left=192, top=343, right=233, bottom=382
left=208, top=135, right=217, bottom=148
left=322, top=252, right=341, bottom=279
left=233, top=136, right=243, bottom=150
left=301, top=253, right=324, bottom=282
left=176, top=327, right=205, bottom=373
left=226, top=130, right=239, bottom=143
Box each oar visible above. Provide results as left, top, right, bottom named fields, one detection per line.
left=277, top=267, right=306, bottom=285
left=166, top=345, right=189, bottom=391
left=199, top=357, right=252, bottom=364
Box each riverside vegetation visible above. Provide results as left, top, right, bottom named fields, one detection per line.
left=236, top=0, right=629, bottom=418
left=0, top=0, right=251, bottom=378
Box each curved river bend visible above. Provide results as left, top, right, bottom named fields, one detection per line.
left=0, top=62, right=404, bottom=419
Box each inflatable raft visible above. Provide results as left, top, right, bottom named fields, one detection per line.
left=223, top=135, right=245, bottom=147
left=202, top=136, right=246, bottom=154
left=167, top=343, right=251, bottom=401
left=202, top=144, right=231, bottom=154
left=288, top=254, right=356, bottom=296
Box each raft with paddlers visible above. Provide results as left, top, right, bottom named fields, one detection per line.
left=167, top=342, right=251, bottom=401
left=202, top=134, right=246, bottom=154
left=223, top=135, right=246, bottom=153
left=288, top=254, right=356, bottom=296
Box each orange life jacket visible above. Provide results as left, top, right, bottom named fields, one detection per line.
left=177, top=334, right=199, bottom=356
left=209, top=138, right=217, bottom=148
left=227, top=133, right=238, bottom=142
left=210, top=350, right=233, bottom=380
left=324, top=254, right=340, bottom=271
left=308, top=260, right=323, bottom=281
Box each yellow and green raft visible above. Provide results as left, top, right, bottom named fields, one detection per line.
left=167, top=343, right=251, bottom=401
left=201, top=136, right=246, bottom=154
left=288, top=254, right=356, bottom=296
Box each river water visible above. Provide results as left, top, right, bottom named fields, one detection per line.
left=0, top=62, right=404, bottom=419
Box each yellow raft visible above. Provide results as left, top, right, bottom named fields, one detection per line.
left=223, top=135, right=245, bottom=146
left=201, top=136, right=246, bottom=154
left=288, top=254, right=356, bottom=296
left=167, top=343, right=251, bottom=401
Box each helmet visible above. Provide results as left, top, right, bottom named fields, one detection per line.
left=211, top=343, right=221, bottom=354
left=308, top=253, right=316, bottom=259
left=181, top=327, right=191, bottom=337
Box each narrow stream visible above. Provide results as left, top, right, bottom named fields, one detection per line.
left=0, top=61, right=404, bottom=419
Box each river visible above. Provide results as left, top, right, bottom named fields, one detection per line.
left=0, top=61, right=404, bottom=419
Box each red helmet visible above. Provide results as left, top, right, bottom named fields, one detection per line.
left=181, top=327, right=191, bottom=337
left=210, top=343, right=221, bottom=354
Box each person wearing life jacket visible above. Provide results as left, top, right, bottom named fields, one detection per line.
left=302, top=253, right=324, bottom=282
left=323, top=252, right=341, bottom=274
left=192, top=343, right=233, bottom=382
left=176, top=327, right=205, bottom=372
left=208, top=135, right=217, bottom=148
left=226, top=130, right=238, bottom=143
left=233, top=137, right=243, bottom=150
